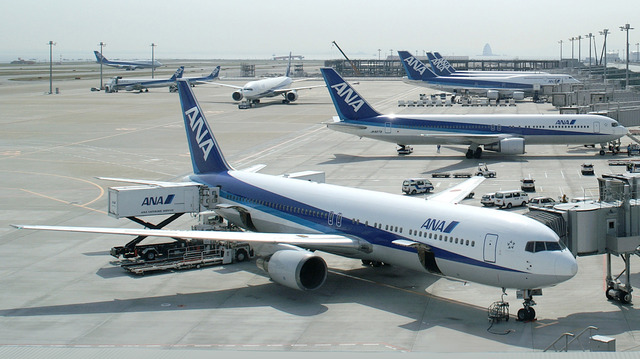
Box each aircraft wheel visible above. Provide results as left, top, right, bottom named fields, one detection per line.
left=361, top=259, right=372, bottom=266
left=474, top=148, right=483, bottom=158
left=465, top=150, right=473, bottom=159
left=517, top=307, right=535, bottom=321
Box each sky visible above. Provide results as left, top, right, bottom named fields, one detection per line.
left=1, top=0, right=638, bottom=62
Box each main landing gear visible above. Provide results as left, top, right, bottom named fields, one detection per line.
left=465, top=145, right=482, bottom=159
left=599, top=140, right=621, bottom=156
left=516, top=289, right=541, bottom=321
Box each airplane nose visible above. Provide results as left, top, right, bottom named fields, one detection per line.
left=555, top=252, right=578, bottom=282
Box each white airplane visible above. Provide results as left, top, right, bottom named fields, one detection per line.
left=398, top=51, right=580, bottom=100
left=104, top=66, right=184, bottom=93
left=427, top=52, right=550, bottom=77
left=320, top=67, right=627, bottom=159
left=213, top=53, right=323, bottom=106
left=183, top=66, right=220, bottom=86
left=94, top=51, right=163, bottom=71
left=12, top=79, right=578, bottom=321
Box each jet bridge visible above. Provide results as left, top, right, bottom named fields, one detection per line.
left=527, top=172, right=640, bottom=304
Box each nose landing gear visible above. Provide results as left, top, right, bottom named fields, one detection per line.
left=516, top=288, right=542, bottom=321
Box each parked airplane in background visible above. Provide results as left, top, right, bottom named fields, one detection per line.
left=183, top=66, right=220, bottom=86
left=427, top=52, right=549, bottom=77
left=94, top=51, right=163, bottom=71
left=397, top=51, right=580, bottom=100
left=213, top=53, right=323, bottom=107
left=320, top=67, right=626, bottom=159
left=12, top=79, right=578, bottom=321
left=104, top=67, right=184, bottom=93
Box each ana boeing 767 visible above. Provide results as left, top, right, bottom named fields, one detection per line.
left=13, top=79, right=578, bottom=321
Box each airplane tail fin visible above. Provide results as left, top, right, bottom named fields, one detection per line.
left=434, top=52, right=457, bottom=74
left=171, top=66, right=185, bottom=80
left=285, top=52, right=292, bottom=77
left=176, top=79, right=232, bottom=174
left=320, top=68, right=380, bottom=121
left=426, top=52, right=452, bottom=76
left=94, top=51, right=109, bottom=64
left=397, top=51, right=437, bottom=80
left=208, top=66, right=220, bottom=80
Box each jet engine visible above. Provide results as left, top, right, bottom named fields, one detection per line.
left=256, top=250, right=327, bottom=291
left=484, top=138, right=525, bottom=154
left=232, top=91, right=243, bottom=101
left=512, top=91, right=525, bottom=101
left=285, top=90, right=298, bottom=102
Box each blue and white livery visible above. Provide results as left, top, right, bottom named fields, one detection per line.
left=94, top=50, right=163, bottom=71
left=398, top=50, right=580, bottom=100
left=104, top=66, right=184, bottom=93
left=427, top=52, right=550, bottom=78
left=321, top=67, right=627, bottom=159
left=13, top=79, right=579, bottom=321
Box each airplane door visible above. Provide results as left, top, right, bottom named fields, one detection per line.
left=483, top=234, right=498, bottom=263
left=593, top=121, right=600, bottom=133
left=385, top=122, right=391, bottom=133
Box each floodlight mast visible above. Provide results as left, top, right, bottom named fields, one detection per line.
left=98, top=42, right=106, bottom=90
left=151, top=43, right=157, bottom=79
left=48, top=41, right=56, bottom=94
left=620, top=24, right=634, bottom=88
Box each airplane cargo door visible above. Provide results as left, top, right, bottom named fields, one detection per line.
left=385, top=122, right=391, bottom=133
left=593, top=121, right=600, bottom=133
left=483, top=234, right=498, bottom=263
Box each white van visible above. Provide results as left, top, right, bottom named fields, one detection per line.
left=494, top=190, right=529, bottom=209
left=402, top=178, right=434, bottom=194
left=481, top=193, right=496, bottom=206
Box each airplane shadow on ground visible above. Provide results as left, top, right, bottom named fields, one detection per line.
left=1, top=261, right=637, bottom=351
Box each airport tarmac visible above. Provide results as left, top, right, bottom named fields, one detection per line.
left=0, top=61, right=639, bottom=355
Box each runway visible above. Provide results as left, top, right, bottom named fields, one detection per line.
left=0, top=60, right=638, bottom=355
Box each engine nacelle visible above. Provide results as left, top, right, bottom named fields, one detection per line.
left=285, top=90, right=298, bottom=102
left=256, top=250, right=327, bottom=291
left=512, top=91, right=525, bottom=101
left=486, top=90, right=499, bottom=100
left=484, top=137, right=525, bottom=154
left=232, top=91, right=243, bottom=101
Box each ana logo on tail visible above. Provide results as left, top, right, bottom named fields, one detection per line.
left=403, top=56, right=427, bottom=75
left=330, top=82, right=365, bottom=112
left=431, top=57, right=448, bottom=72
left=184, top=106, right=214, bottom=161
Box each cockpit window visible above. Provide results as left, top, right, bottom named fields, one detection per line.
left=612, top=122, right=618, bottom=127
left=525, top=241, right=566, bottom=253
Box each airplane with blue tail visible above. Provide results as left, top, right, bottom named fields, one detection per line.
left=321, top=67, right=626, bottom=158
left=94, top=50, right=163, bottom=71
left=104, top=66, right=184, bottom=93
left=398, top=50, right=579, bottom=100
left=12, top=78, right=579, bottom=321
left=427, top=52, right=549, bottom=77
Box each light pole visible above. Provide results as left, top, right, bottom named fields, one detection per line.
left=577, top=35, right=582, bottom=65
left=151, top=43, right=157, bottom=78
left=377, top=48, right=381, bottom=61
left=558, top=40, right=563, bottom=61
left=569, top=37, right=576, bottom=62
left=600, top=29, right=609, bottom=82
left=48, top=40, right=56, bottom=94
left=98, top=41, right=106, bottom=90
left=636, top=43, right=639, bottom=62
left=620, top=23, right=634, bottom=88
left=585, top=33, right=593, bottom=75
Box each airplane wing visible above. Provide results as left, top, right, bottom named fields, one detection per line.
left=239, top=164, right=266, bottom=173
left=96, top=177, right=202, bottom=187
left=272, top=84, right=326, bottom=94
left=11, top=225, right=363, bottom=253
left=419, top=133, right=513, bottom=145
left=207, top=82, right=244, bottom=90
left=427, top=176, right=485, bottom=204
